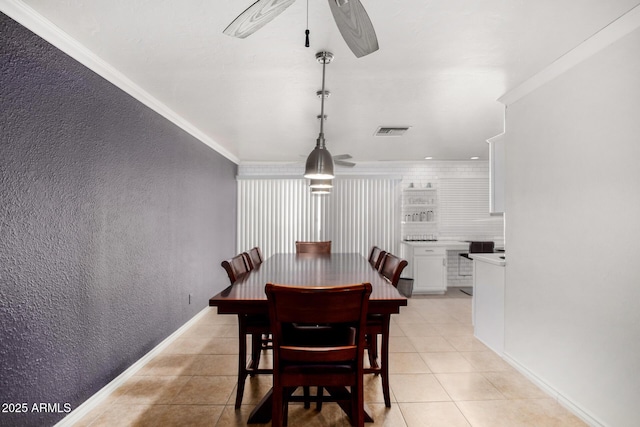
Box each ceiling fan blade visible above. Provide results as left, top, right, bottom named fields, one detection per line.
left=335, top=160, right=356, bottom=167
left=223, top=0, right=297, bottom=39
left=327, top=0, right=379, bottom=58
left=332, top=154, right=353, bottom=160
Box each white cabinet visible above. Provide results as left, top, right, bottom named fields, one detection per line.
left=403, top=245, right=446, bottom=294
left=471, top=254, right=505, bottom=356
left=487, top=133, right=505, bottom=214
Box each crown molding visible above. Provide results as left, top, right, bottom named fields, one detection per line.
left=1, top=0, right=240, bottom=164
left=499, top=4, right=640, bottom=106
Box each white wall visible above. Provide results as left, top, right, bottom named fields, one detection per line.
left=503, top=27, right=640, bottom=427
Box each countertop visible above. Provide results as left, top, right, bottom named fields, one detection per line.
left=401, top=240, right=470, bottom=250
left=468, top=253, right=506, bottom=266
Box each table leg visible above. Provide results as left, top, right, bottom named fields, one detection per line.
left=247, top=389, right=273, bottom=424
left=381, top=315, right=391, bottom=408
left=235, top=315, right=248, bottom=408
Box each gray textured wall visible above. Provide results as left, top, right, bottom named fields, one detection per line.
left=1, top=13, right=237, bottom=427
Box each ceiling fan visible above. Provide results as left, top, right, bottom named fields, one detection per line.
left=331, top=153, right=356, bottom=167
left=223, top=0, right=379, bottom=58
left=299, top=153, right=356, bottom=167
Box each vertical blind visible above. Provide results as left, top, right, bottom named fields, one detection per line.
left=237, top=177, right=400, bottom=258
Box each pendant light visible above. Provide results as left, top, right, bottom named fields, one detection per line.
left=309, top=179, right=333, bottom=189
left=304, top=52, right=335, bottom=180
left=311, top=187, right=331, bottom=195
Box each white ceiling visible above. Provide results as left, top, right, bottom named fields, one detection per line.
left=10, top=0, right=640, bottom=163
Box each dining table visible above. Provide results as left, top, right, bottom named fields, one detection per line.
left=209, top=252, right=408, bottom=423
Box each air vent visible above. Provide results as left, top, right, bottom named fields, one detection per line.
left=374, top=126, right=411, bottom=136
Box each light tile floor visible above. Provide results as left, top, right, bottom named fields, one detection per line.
left=74, top=290, right=586, bottom=426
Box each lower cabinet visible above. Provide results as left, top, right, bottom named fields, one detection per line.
left=472, top=258, right=505, bottom=355
left=403, top=245, right=446, bottom=294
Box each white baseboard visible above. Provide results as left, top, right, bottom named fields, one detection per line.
left=54, top=307, right=211, bottom=427
left=502, top=352, right=605, bottom=427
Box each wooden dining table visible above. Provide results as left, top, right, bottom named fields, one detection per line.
left=209, top=252, right=408, bottom=423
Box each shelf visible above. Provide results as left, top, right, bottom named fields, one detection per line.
left=402, top=185, right=438, bottom=237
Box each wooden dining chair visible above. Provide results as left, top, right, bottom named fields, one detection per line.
left=366, top=253, right=408, bottom=407
left=378, top=253, right=408, bottom=287
left=295, top=240, right=332, bottom=254
left=243, top=247, right=272, bottom=354
left=242, top=252, right=254, bottom=271
left=265, top=282, right=372, bottom=427
left=245, top=246, right=263, bottom=269
left=221, top=253, right=272, bottom=408
left=368, top=246, right=387, bottom=270
left=221, top=253, right=250, bottom=283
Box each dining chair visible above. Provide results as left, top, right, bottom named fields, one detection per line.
left=366, top=253, right=408, bottom=407
left=221, top=253, right=250, bottom=283
left=221, top=253, right=272, bottom=408
left=265, top=282, right=372, bottom=427
left=245, top=246, right=263, bottom=269
left=295, top=240, right=332, bottom=254
left=368, top=246, right=387, bottom=270
left=378, top=253, right=408, bottom=287
left=242, top=252, right=254, bottom=271
left=243, top=247, right=272, bottom=355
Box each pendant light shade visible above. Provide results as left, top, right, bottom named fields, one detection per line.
left=311, top=187, right=331, bottom=195
left=304, top=141, right=334, bottom=179
left=309, top=178, right=333, bottom=189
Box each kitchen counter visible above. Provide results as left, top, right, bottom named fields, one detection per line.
left=402, top=240, right=469, bottom=250
left=468, top=252, right=506, bottom=266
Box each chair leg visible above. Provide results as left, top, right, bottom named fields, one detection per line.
left=272, top=384, right=284, bottom=427
left=261, top=333, right=272, bottom=349
left=316, top=386, right=323, bottom=411
left=303, top=386, right=311, bottom=409
left=235, top=316, right=248, bottom=408
left=283, top=388, right=288, bottom=427
left=249, top=333, right=262, bottom=374
left=367, top=333, right=379, bottom=370
left=283, top=387, right=296, bottom=427
left=355, top=379, right=365, bottom=427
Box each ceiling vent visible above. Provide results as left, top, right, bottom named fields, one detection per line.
left=374, top=126, right=411, bottom=136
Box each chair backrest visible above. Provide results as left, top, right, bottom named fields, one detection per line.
left=295, top=240, right=331, bottom=254
left=368, top=246, right=381, bottom=265
left=265, top=283, right=372, bottom=364
left=378, top=253, right=409, bottom=287
left=376, top=253, right=388, bottom=272
left=242, top=252, right=254, bottom=270
left=247, top=246, right=263, bottom=268
left=221, top=253, right=250, bottom=284
left=369, top=246, right=387, bottom=270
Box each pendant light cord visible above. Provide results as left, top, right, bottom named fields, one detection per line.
left=305, top=0, right=310, bottom=47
